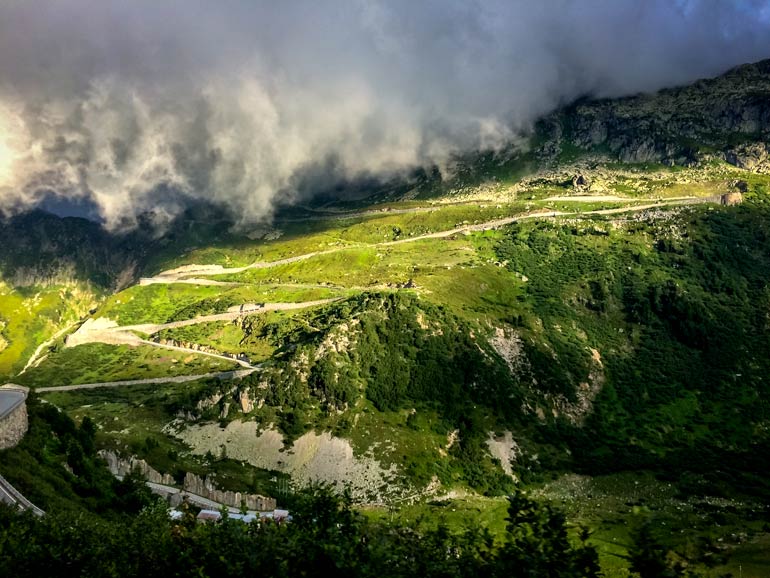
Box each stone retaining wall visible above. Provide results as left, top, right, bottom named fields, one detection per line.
left=182, top=472, right=275, bottom=512
left=0, top=386, right=29, bottom=450
left=0, top=402, right=27, bottom=450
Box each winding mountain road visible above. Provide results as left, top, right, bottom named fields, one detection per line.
left=118, top=299, right=339, bottom=335
left=36, top=369, right=257, bottom=392
left=142, top=197, right=701, bottom=285
left=0, top=474, right=44, bottom=516
left=11, top=194, right=722, bottom=515
left=49, top=298, right=342, bottom=389
left=38, top=196, right=711, bottom=393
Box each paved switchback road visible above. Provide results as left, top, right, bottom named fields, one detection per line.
left=43, top=299, right=340, bottom=391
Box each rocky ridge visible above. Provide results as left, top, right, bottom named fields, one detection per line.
left=541, top=59, right=770, bottom=169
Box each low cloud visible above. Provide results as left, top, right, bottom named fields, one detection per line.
left=0, top=0, right=768, bottom=228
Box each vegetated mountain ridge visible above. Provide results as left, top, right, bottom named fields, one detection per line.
left=136, top=59, right=770, bottom=501
left=2, top=59, right=769, bottom=287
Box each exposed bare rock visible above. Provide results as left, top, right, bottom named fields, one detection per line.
left=98, top=450, right=276, bottom=511
left=182, top=472, right=275, bottom=511
left=246, top=228, right=283, bottom=241
left=720, top=192, right=744, bottom=206
left=98, top=450, right=175, bottom=485
left=113, top=263, right=139, bottom=292
left=314, top=320, right=358, bottom=359
left=542, top=60, right=770, bottom=170
left=177, top=421, right=400, bottom=503
left=239, top=390, right=254, bottom=413
left=486, top=431, right=519, bottom=477
left=546, top=348, right=606, bottom=425
left=196, top=392, right=226, bottom=412
left=489, top=327, right=525, bottom=374
left=725, top=143, right=770, bottom=172
left=572, top=174, right=591, bottom=190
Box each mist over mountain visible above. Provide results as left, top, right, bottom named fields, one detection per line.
left=0, top=0, right=769, bottom=229
left=3, top=7, right=770, bottom=572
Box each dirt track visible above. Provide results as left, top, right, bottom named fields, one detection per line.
left=36, top=369, right=257, bottom=392
left=118, top=299, right=339, bottom=335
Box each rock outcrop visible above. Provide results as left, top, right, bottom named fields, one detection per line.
left=725, top=143, right=770, bottom=172
left=542, top=59, right=770, bottom=169
left=182, top=473, right=275, bottom=511
left=98, top=450, right=175, bottom=485
left=239, top=390, right=255, bottom=413
left=572, top=174, right=591, bottom=190
left=720, top=192, right=744, bottom=206
left=98, top=450, right=276, bottom=511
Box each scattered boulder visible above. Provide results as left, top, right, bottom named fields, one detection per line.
left=725, top=143, right=770, bottom=171
left=239, top=390, right=254, bottom=413
left=720, top=192, right=744, bottom=206
left=731, top=179, right=749, bottom=193
left=572, top=174, right=591, bottom=190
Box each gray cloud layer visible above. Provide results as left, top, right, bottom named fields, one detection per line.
left=0, top=0, right=769, bottom=228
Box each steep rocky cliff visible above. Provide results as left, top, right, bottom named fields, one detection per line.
left=540, top=59, right=770, bottom=169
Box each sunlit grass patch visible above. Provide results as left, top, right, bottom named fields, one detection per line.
left=18, top=343, right=239, bottom=388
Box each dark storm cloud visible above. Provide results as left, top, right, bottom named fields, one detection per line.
left=0, top=0, right=768, bottom=228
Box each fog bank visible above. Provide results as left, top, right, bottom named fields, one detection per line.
left=0, top=0, right=768, bottom=228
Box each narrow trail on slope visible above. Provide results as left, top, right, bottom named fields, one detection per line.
left=143, top=198, right=703, bottom=284
left=36, top=369, right=257, bottom=392
left=19, top=321, right=79, bottom=374
left=135, top=339, right=254, bottom=368
left=118, top=299, right=339, bottom=335
left=60, top=298, right=342, bottom=376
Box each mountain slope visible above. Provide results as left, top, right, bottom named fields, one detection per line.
left=3, top=58, right=770, bottom=575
